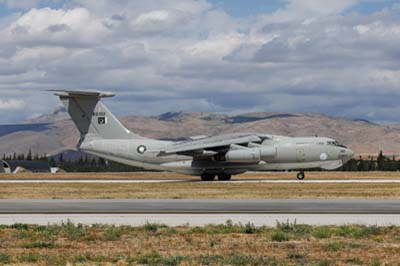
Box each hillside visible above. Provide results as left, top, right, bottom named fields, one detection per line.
left=1, top=111, right=400, bottom=156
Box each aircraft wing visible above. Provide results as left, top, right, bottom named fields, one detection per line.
left=159, top=133, right=266, bottom=157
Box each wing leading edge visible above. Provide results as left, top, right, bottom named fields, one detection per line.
left=159, top=133, right=268, bottom=157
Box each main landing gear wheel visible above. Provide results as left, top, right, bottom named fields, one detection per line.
left=217, top=174, right=232, bottom=181
left=201, top=174, right=215, bottom=181
left=297, top=171, right=305, bottom=180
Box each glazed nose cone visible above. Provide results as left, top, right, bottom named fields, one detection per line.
left=346, top=148, right=354, bottom=158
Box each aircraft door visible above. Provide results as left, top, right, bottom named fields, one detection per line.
left=2, top=161, right=11, bottom=174
left=296, top=148, right=306, bottom=162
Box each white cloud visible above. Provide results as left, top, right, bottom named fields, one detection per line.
left=2, top=7, right=109, bottom=47
left=130, top=9, right=191, bottom=34
left=136, top=10, right=171, bottom=24
left=0, top=0, right=399, bottom=123
left=0, top=98, right=25, bottom=110
left=185, top=33, right=243, bottom=59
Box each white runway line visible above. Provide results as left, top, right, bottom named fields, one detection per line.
left=0, top=180, right=182, bottom=183
left=1, top=179, right=400, bottom=183
left=1, top=214, right=400, bottom=226
left=228, top=179, right=400, bottom=184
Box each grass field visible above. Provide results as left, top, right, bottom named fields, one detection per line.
left=0, top=182, right=400, bottom=199
left=0, top=222, right=398, bottom=266
left=1, top=172, right=400, bottom=199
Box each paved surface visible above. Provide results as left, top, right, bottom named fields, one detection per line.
left=0, top=199, right=399, bottom=214
left=1, top=214, right=400, bottom=226
left=1, top=179, right=400, bottom=183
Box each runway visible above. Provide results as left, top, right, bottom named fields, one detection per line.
left=1, top=199, right=400, bottom=226
left=0, top=199, right=399, bottom=214
left=1, top=179, right=400, bottom=183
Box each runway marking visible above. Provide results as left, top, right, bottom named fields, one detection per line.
left=0, top=180, right=182, bottom=183
left=0, top=179, right=400, bottom=184
left=1, top=214, right=400, bottom=226
left=221, top=179, right=400, bottom=184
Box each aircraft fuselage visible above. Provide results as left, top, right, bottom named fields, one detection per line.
left=80, top=134, right=354, bottom=176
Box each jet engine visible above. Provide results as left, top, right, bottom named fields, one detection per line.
left=223, top=146, right=276, bottom=163
left=224, top=149, right=261, bottom=163
left=259, top=147, right=276, bottom=160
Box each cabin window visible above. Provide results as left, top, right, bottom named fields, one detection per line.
left=327, top=141, right=347, bottom=148
left=327, top=141, right=338, bottom=145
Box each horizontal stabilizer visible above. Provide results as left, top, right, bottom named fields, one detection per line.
left=48, top=90, right=115, bottom=98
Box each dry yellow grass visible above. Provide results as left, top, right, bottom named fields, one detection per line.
left=1, top=172, right=400, bottom=199
left=0, top=182, right=399, bottom=199
left=0, top=223, right=398, bottom=266
left=1, top=171, right=400, bottom=180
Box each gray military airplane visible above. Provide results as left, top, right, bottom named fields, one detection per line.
left=52, top=90, right=354, bottom=181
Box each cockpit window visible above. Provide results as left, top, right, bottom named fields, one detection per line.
left=327, top=140, right=347, bottom=148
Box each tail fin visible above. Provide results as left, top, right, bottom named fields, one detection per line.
left=51, top=90, right=142, bottom=140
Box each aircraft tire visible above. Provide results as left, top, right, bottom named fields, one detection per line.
left=217, top=174, right=232, bottom=181
left=201, top=174, right=215, bottom=181
left=297, top=171, right=305, bottom=180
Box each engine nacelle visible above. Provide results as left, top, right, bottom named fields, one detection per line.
left=225, top=149, right=261, bottom=163
left=259, top=147, right=276, bottom=160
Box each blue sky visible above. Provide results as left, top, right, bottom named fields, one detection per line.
left=211, top=0, right=400, bottom=17
left=348, top=0, right=400, bottom=14
left=0, top=0, right=399, bottom=124
left=1, top=0, right=398, bottom=18
left=0, top=0, right=61, bottom=16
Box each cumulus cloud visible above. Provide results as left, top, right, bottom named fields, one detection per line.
left=4, top=7, right=109, bottom=47
left=0, top=0, right=399, bottom=124
left=0, top=98, right=25, bottom=110
left=123, top=9, right=193, bottom=36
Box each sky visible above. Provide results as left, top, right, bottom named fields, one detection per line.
left=0, top=0, right=399, bottom=124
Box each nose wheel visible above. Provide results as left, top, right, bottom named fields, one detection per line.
left=297, top=171, right=305, bottom=180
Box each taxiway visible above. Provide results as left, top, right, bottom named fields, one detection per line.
left=0, top=199, right=399, bottom=226
left=0, top=199, right=399, bottom=214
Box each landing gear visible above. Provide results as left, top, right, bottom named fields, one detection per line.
left=201, top=174, right=215, bottom=181
left=200, top=173, right=232, bottom=181
left=217, top=173, right=232, bottom=181
left=297, top=171, right=305, bottom=180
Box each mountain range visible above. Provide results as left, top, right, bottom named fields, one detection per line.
left=1, top=109, right=399, bottom=157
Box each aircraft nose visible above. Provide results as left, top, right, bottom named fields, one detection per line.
left=346, top=148, right=354, bottom=158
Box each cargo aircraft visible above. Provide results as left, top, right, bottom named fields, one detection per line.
left=52, top=90, right=354, bottom=181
